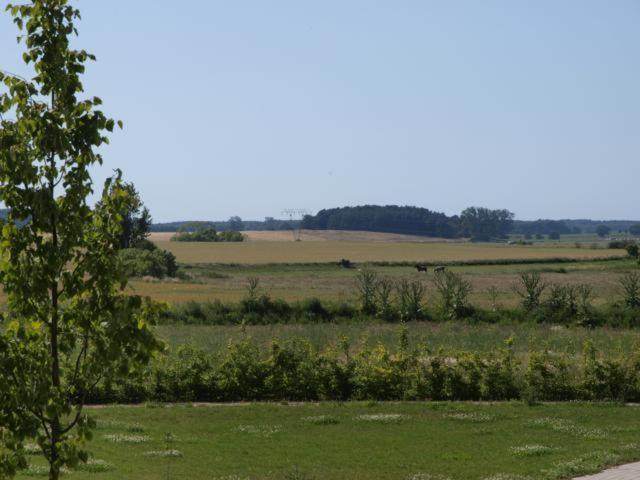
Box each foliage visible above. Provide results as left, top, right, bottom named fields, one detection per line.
left=432, top=271, right=473, bottom=320
left=459, top=207, right=514, bottom=241
left=396, top=279, right=427, bottom=321
left=515, top=272, right=546, bottom=312
left=355, top=269, right=378, bottom=315
left=0, top=2, right=162, bottom=478
left=620, top=272, right=640, bottom=309
left=630, top=224, right=640, bottom=236
left=171, top=225, right=243, bottom=242
left=118, top=247, right=178, bottom=278
left=107, top=182, right=151, bottom=249
left=511, top=219, right=571, bottom=236
left=301, top=205, right=458, bottom=237
left=83, top=329, right=640, bottom=403
left=596, top=225, right=611, bottom=238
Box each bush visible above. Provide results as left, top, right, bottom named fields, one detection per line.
left=620, top=272, right=640, bottom=309
left=433, top=271, right=473, bottom=320
left=396, top=279, right=427, bottom=321
left=83, top=328, right=640, bottom=404
left=355, top=269, right=378, bottom=315
left=118, top=247, right=178, bottom=278
left=171, top=226, right=244, bottom=242
left=515, top=272, right=546, bottom=312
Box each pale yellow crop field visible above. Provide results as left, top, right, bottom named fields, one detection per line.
left=153, top=239, right=624, bottom=265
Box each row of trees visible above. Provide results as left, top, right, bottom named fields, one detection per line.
left=301, top=205, right=515, bottom=241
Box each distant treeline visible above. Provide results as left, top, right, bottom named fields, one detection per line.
left=149, top=206, right=640, bottom=239
left=302, top=205, right=458, bottom=237
left=151, top=217, right=299, bottom=232
left=301, top=205, right=513, bottom=241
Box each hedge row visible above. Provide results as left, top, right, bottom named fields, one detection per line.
left=88, top=331, right=640, bottom=404
left=160, top=296, right=640, bottom=328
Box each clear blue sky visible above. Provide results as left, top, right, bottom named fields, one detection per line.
left=2, top=1, right=639, bottom=222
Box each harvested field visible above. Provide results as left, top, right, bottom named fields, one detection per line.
left=149, top=229, right=457, bottom=242
left=151, top=239, right=623, bottom=265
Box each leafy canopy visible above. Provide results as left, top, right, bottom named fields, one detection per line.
left=0, top=1, right=162, bottom=478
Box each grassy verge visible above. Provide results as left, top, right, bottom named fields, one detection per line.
left=156, top=321, right=640, bottom=357
left=17, top=402, right=640, bottom=480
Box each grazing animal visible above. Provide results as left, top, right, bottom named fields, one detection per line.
left=434, top=266, right=446, bottom=273
left=339, top=258, right=353, bottom=269
left=415, top=264, right=428, bottom=273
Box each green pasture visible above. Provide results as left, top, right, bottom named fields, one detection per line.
left=17, top=402, right=640, bottom=480
left=127, top=258, right=638, bottom=306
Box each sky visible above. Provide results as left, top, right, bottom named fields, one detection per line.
left=1, top=1, right=639, bottom=222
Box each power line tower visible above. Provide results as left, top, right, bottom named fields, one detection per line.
left=282, top=208, right=310, bottom=241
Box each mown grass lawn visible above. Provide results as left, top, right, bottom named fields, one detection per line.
left=18, top=402, right=640, bottom=480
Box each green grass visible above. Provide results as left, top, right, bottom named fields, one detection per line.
left=127, top=258, right=638, bottom=306
left=156, top=322, right=640, bottom=359
left=16, top=402, right=640, bottom=480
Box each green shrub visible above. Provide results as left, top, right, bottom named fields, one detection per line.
left=432, top=271, right=473, bottom=320
left=118, top=247, right=178, bottom=278
left=516, top=272, right=546, bottom=312
left=80, top=329, right=640, bottom=404
left=397, top=279, right=427, bottom=321
left=171, top=226, right=244, bottom=242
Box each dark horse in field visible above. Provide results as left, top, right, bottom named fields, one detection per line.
left=415, top=264, right=428, bottom=272
left=434, top=266, right=446, bottom=273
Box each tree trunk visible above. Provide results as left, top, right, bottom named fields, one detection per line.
left=48, top=116, right=61, bottom=480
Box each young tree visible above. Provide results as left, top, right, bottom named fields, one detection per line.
left=595, top=224, right=611, bottom=238
left=118, top=182, right=152, bottom=249
left=0, top=2, right=162, bottom=479
left=227, top=215, right=244, bottom=231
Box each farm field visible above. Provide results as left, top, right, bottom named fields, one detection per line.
left=17, top=402, right=640, bottom=480
left=149, top=230, right=457, bottom=243
left=151, top=239, right=623, bottom=265
left=128, top=258, right=637, bottom=306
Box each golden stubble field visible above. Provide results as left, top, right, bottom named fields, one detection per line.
left=151, top=238, right=623, bottom=265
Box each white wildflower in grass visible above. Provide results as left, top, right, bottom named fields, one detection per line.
left=103, top=433, right=151, bottom=444
left=76, top=458, right=114, bottom=473
left=444, top=412, right=495, bottom=423
left=302, top=415, right=339, bottom=425
left=407, top=474, right=452, bottom=480
left=235, top=424, right=282, bottom=437
left=510, top=444, right=554, bottom=457
left=356, top=413, right=407, bottom=424
left=24, top=465, right=71, bottom=477
left=98, top=420, right=145, bottom=432
left=211, top=476, right=251, bottom=480
left=23, top=443, right=40, bottom=455
left=482, top=475, right=533, bottom=480
left=143, top=449, right=183, bottom=458
left=527, top=417, right=606, bottom=439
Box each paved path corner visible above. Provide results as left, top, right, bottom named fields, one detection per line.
left=573, top=461, right=640, bottom=479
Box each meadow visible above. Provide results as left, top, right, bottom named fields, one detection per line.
left=16, top=402, right=640, bottom=480
left=128, top=258, right=635, bottom=306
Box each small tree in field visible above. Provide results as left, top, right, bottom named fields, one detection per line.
left=595, top=224, right=610, bottom=238
left=0, top=2, right=162, bottom=479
